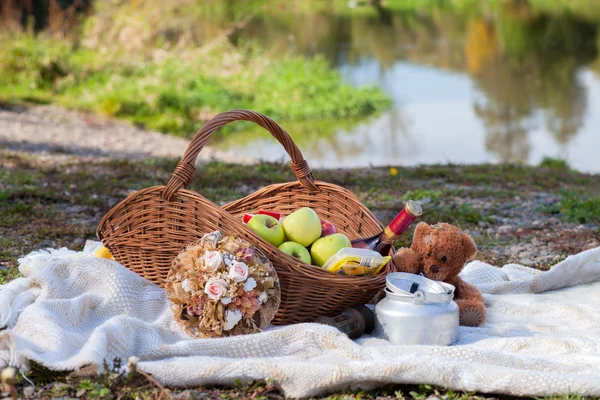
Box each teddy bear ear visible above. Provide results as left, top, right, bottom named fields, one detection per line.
left=461, top=232, right=477, bottom=262
left=411, top=222, right=432, bottom=252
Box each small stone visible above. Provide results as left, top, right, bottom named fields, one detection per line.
left=53, top=383, right=70, bottom=390
left=76, top=388, right=87, bottom=398
left=497, top=225, right=513, bottom=234
left=520, top=258, right=534, bottom=265
left=532, top=220, right=543, bottom=227
left=0, top=265, right=8, bottom=271
left=519, top=251, right=533, bottom=258
left=23, top=386, right=35, bottom=398
left=490, top=215, right=503, bottom=223
left=509, top=245, right=523, bottom=253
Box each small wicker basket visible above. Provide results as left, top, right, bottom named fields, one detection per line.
left=97, top=110, right=394, bottom=325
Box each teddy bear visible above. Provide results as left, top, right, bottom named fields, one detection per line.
left=391, top=222, right=486, bottom=327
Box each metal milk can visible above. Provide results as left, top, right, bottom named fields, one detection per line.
left=374, top=272, right=459, bottom=345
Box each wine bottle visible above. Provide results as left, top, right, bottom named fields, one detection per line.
left=352, top=200, right=422, bottom=255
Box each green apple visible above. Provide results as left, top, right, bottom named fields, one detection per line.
left=247, top=214, right=285, bottom=247
left=282, top=207, right=322, bottom=247
left=310, top=233, right=352, bottom=267
left=278, top=241, right=311, bottom=265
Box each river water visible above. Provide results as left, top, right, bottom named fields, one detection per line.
left=213, top=1, right=600, bottom=173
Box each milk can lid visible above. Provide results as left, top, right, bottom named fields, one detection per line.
left=386, top=272, right=455, bottom=304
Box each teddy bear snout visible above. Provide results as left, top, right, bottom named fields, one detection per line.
left=430, top=265, right=440, bottom=274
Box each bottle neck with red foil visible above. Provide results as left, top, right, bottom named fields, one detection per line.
left=381, top=200, right=422, bottom=243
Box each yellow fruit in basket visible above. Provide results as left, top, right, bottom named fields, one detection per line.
left=94, top=246, right=114, bottom=260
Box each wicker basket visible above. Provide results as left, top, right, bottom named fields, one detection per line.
left=97, top=110, right=394, bottom=325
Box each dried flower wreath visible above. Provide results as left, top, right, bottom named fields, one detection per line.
left=165, top=231, right=280, bottom=337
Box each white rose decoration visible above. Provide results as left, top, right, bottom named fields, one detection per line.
left=228, top=261, right=249, bottom=283
left=204, top=278, right=228, bottom=300
left=203, top=251, right=223, bottom=272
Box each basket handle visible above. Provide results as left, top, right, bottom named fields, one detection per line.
left=163, top=110, right=318, bottom=201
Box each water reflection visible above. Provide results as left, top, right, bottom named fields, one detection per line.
left=467, top=4, right=596, bottom=164
left=212, top=1, right=600, bottom=172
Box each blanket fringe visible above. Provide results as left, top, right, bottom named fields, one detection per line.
left=0, top=331, right=29, bottom=371
left=0, top=278, right=40, bottom=329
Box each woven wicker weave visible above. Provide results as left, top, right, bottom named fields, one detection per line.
left=97, top=110, right=393, bottom=325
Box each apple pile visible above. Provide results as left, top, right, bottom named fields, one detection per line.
left=245, top=208, right=351, bottom=267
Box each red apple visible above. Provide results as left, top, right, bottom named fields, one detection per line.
left=258, top=209, right=281, bottom=220
left=320, top=219, right=337, bottom=236
left=243, top=213, right=255, bottom=224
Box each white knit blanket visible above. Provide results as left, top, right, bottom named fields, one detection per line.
left=1, top=244, right=600, bottom=398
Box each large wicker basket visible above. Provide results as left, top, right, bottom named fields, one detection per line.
left=97, top=110, right=394, bottom=325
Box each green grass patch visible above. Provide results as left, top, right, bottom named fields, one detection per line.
left=0, top=237, right=19, bottom=269
left=539, top=157, right=571, bottom=171
left=0, top=35, right=392, bottom=138
left=543, top=190, right=600, bottom=225
left=425, top=203, right=487, bottom=227
left=402, top=189, right=442, bottom=202
left=0, top=266, right=22, bottom=284
left=408, top=163, right=596, bottom=191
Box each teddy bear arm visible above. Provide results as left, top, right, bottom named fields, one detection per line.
left=391, top=248, right=422, bottom=274
left=450, top=277, right=485, bottom=305
left=449, top=277, right=486, bottom=327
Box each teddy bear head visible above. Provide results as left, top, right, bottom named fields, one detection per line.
left=411, top=222, right=477, bottom=281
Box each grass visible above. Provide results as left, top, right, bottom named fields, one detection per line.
left=10, top=358, right=596, bottom=400
left=539, top=157, right=571, bottom=171
left=2, top=153, right=599, bottom=269
left=542, top=190, right=600, bottom=225
left=10, top=360, right=600, bottom=399
left=403, top=163, right=596, bottom=191
left=0, top=34, right=392, bottom=138
left=402, top=189, right=443, bottom=202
